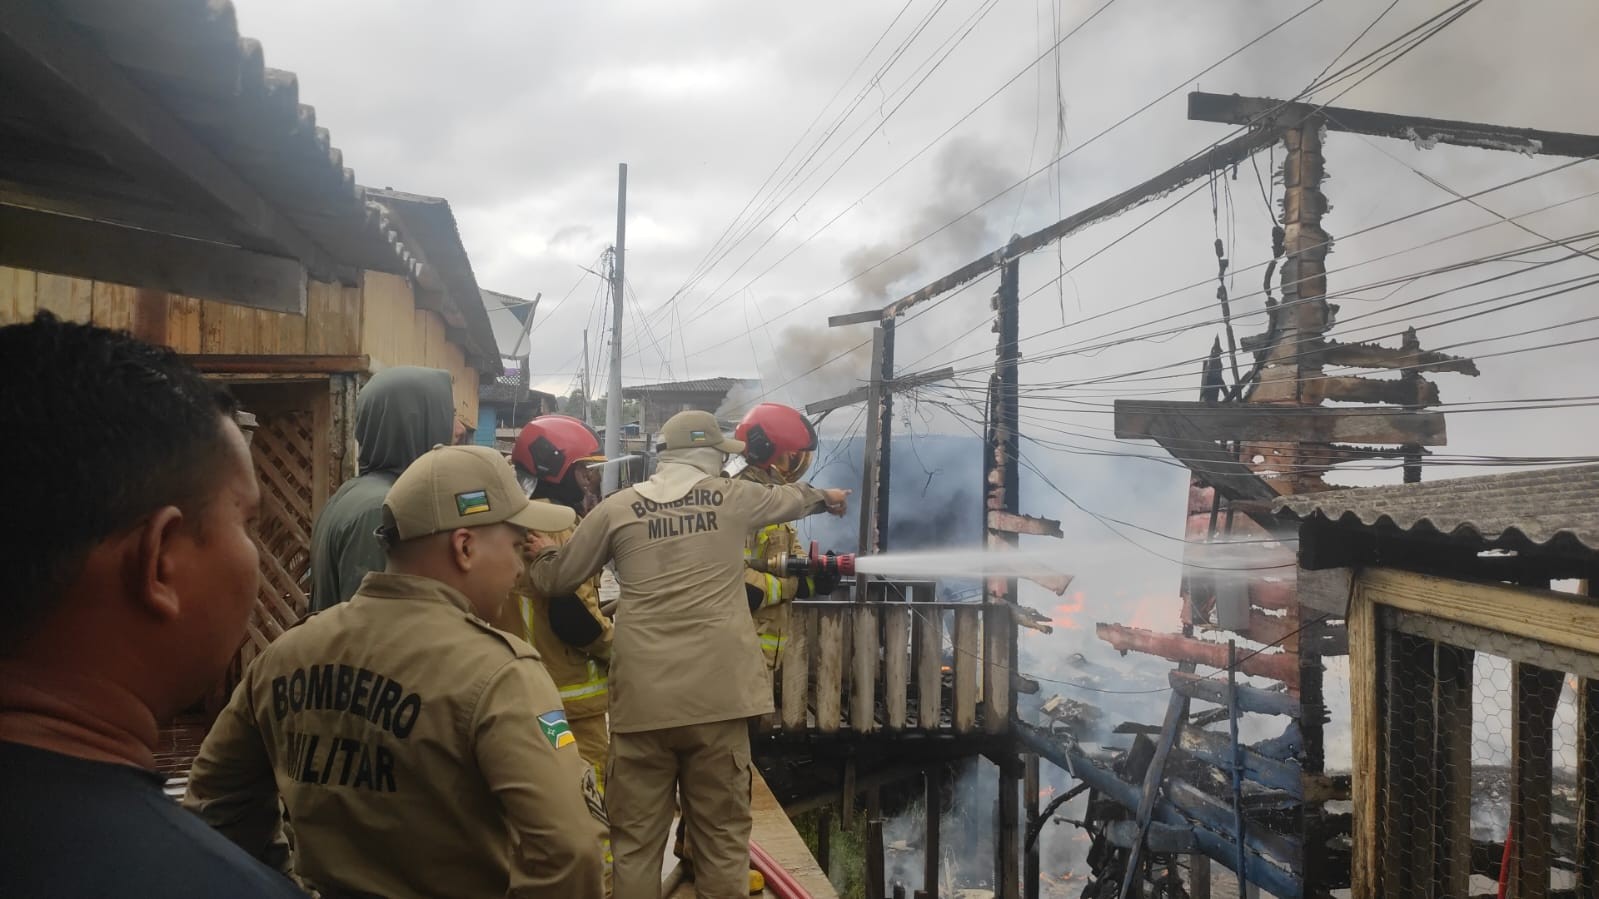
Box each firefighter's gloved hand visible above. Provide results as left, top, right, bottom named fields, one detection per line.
left=549, top=594, right=604, bottom=646
left=745, top=583, right=765, bottom=613
left=811, top=567, right=840, bottom=598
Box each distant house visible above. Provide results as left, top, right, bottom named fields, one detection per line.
left=475, top=352, right=559, bottom=448
left=622, top=377, right=754, bottom=435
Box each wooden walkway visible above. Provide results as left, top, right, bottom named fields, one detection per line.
left=664, top=768, right=836, bottom=899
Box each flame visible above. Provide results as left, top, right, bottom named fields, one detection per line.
left=1039, top=784, right=1056, bottom=801
left=1053, top=592, right=1086, bottom=630
left=1126, top=594, right=1170, bottom=631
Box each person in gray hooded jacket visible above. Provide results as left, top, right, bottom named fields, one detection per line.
left=308, top=366, right=454, bottom=611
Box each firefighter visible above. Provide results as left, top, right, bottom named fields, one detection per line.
left=499, top=415, right=613, bottom=785
left=184, top=445, right=605, bottom=898
left=734, top=403, right=841, bottom=668
left=675, top=402, right=839, bottom=891
left=526, top=410, right=849, bottom=899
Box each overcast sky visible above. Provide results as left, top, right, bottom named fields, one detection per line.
left=240, top=0, right=1599, bottom=505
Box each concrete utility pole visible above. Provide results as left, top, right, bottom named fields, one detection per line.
left=581, top=328, right=591, bottom=424
left=603, top=163, right=627, bottom=494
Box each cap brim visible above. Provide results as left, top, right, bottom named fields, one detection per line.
left=716, top=436, right=746, bottom=454
left=507, top=500, right=578, bottom=533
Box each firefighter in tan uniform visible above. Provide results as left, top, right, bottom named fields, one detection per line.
left=528, top=410, right=850, bottom=899
left=675, top=403, right=838, bottom=888
left=501, top=415, right=614, bottom=785
left=184, top=445, right=605, bottom=899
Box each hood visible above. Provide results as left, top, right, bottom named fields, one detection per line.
left=633, top=447, right=724, bottom=504
left=355, top=366, right=455, bottom=475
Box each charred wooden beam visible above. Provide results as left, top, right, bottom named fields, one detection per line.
left=803, top=366, right=956, bottom=415
left=829, top=127, right=1278, bottom=326
left=1320, top=339, right=1479, bottom=376
left=1103, top=820, right=1198, bottom=853
left=1096, top=623, right=1300, bottom=684
left=987, top=510, right=1064, bottom=538
left=1175, top=727, right=1304, bottom=798
left=1188, top=91, right=1599, bottom=159
left=1169, top=671, right=1300, bottom=716
left=1116, top=399, right=1447, bottom=447
left=1302, top=374, right=1440, bottom=406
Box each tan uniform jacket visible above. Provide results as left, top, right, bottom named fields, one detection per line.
left=529, top=477, right=827, bottom=733
left=183, top=572, right=604, bottom=899
left=737, top=466, right=805, bottom=670
left=491, top=519, right=612, bottom=721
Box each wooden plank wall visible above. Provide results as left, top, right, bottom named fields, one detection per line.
left=0, top=267, right=361, bottom=359
left=359, top=270, right=479, bottom=425
left=1, top=267, right=482, bottom=425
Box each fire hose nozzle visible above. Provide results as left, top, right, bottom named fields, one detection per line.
left=757, top=540, right=856, bottom=579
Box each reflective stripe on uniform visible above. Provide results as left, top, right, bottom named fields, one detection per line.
left=559, top=659, right=608, bottom=702
left=759, top=633, right=787, bottom=651
left=762, top=573, right=783, bottom=608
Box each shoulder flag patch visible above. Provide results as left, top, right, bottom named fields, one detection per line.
left=456, top=489, right=491, bottom=516
left=537, top=710, right=576, bottom=750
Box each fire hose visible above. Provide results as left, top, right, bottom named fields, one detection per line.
left=749, top=838, right=813, bottom=899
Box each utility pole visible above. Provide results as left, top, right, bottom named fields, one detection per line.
left=876, top=318, right=895, bottom=552
left=581, top=328, right=591, bottom=424
left=987, top=237, right=1022, bottom=899
left=603, top=163, right=627, bottom=494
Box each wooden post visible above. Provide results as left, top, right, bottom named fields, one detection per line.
left=997, top=755, right=1020, bottom=899
left=952, top=606, right=979, bottom=734
left=853, top=600, right=878, bottom=733
left=1578, top=578, right=1598, bottom=898
left=818, top=804, right=833, bottom=877
left=885, top=601, right=911, bottom=730
left=1023, top=754, right=1040, bottom=899
left=781, top=605, right=811, bottom=731
left=868, top=817, right=887, bottom=899
left=816, top=607, right=845, bottom=733
left=1189, top=855, right=1211, bottom=899
left=877, top=317, right=894, bottom=551
left=842, top=758, right=857, bottom=832
left=917, top=601, right=944, bottom=729
left=924, top=769, right=941, bottom=899
left=857, top=327, right=886, bottom=595
left=1511, top=662, right=1563, bottom=899
left=1227, top=641, right=1248, bottom=898
left=983, top=242, right=1021, bottom=735
left=1348, top=580, right=1379, bottom=898
left=1434, top=642, right=1475, bottom=896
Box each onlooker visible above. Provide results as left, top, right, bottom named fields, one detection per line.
left=309, top=366, right=454, bottom=611
left=186, top=445, right=605, bottom=898
left=0, top=313, right=305, bottom=898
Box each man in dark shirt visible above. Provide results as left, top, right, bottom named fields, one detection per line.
left=0, top=313, right=305, bottom=899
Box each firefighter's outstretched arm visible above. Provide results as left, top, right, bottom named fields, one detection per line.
left=474, top=661, right=605, bottom=897
left=527, top=503, right=614, bottom=598
left=182, top=676, right=291, bottom=874
left=733, top=480, right=847, bottom=531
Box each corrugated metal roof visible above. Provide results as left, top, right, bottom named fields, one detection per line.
left=2, top=0, right=404, bottom=274
left=1276, top=463, right=1599, bottom=552
left=623, top=377, right=747, bottom=394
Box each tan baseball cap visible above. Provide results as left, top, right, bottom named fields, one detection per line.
left=383, top=444, right=576, bottom=541
left=658, top=409, right=744, bottom=453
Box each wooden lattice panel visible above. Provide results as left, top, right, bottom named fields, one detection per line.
left=241, top=409, right=317, bottom=668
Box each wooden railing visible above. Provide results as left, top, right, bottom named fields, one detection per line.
left=770, top=580, right=1015, bottom=737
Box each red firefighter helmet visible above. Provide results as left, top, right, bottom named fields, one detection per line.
left=735, top=403, right=818, bottom=483
left=512, top=415, right=605, bottom=484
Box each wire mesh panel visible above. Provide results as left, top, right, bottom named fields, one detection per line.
left=1373, top=608, right=1599, bottom=898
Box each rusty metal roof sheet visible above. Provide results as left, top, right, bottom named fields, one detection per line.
left=1275, top=463, right=1599, bottom=553
left=623, top=377, right=748, bottom=395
